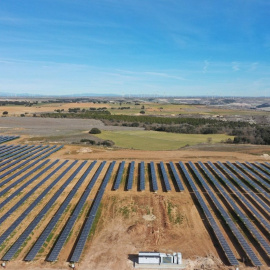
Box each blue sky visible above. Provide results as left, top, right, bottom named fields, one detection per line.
left=0, top=0, right=269, bottom=96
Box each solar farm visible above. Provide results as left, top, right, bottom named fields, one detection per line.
left=0, top=136, right=269, bottom=269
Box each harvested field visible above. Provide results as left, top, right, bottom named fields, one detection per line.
left=0, top=117, right=142, bottom=137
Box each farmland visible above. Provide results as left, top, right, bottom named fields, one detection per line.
left=95, top=130, right=233, bottom=150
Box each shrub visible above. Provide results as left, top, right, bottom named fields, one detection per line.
left=89, top=128, right=101, bottom=134
left=100, top=140, right=114, bottom=147
left=131, top=122, right=139, bottom=127
left=80, top=139, right=96, bottom=145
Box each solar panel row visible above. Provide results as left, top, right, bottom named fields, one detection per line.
left=207, top=162, right=270, bottom=232
left=264, top=162, right=270, bottom=169
left=188, top=162, right=262, bottom=266
left=113, top=161, right=125, bottom=190
left=0, top=159, right=48, bottom=188
left=198, top=162, right=270, bottom=256
left=0, top=159, right=51, bottom=200
left=169, top=162, right=184, bottom=191
left=226, top=161, right=270, bottom=200
left=0, top=160, right=78, bottom=248
left=160, top=162, right=171, bottom=191
left=0, top=159, right=50, bottom=196
left=0, top=145, right=39, bottom=167
left=139, top=162, right=145, bottom=191
left=0, top=144, right=21, bottom=158
left=240, top=162, right=270, bottom=190
left=0, top=145, right=15, bottom=154
left=2, top=161, right=87, bottom=261
left=0, top=145, right=50, bottom=175
left=44, top=161, right=106, bottom=262
left=126, top=161, right=135, bottom=190
left=150, top=162, right=158, bottom=191
left=0, top=145, right=62, bottom=179
left=0, top=135, right=19, bottom=144
left=37, top=145, right=63, bottom=161
left=254, top=162, right=270, bottom=176
left=216, top=162, right=270, bottom=214
left=178, top=162, right=238, bottom=266
left=1, top=144, right=45, bottom=162
left=25, top=161, right=99, bottom=261
left=0, top=160, right=68, bottom=226
left=70, top=161, right=116, bottom=263
left=0, top=144, right=35, bottom=161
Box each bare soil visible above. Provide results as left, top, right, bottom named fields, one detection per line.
left=47, top=144, right=270, bottom=163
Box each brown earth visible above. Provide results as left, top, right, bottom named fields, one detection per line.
left=45, top=144, right=270, bottom=163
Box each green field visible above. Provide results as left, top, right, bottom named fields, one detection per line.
left=96, top=130, right=234, bottom=150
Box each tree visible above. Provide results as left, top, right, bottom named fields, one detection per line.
left=2, top=111, right=8, bottom=116
left=89, top=128, right=101, bottom=134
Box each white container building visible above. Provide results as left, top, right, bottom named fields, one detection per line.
left=138, top=252, right=182, bottom=265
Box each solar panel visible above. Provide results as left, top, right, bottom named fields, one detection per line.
left=264, top=162, right=270, bottom=169
left=0, top=160, right=68, bottom=226
left=0, top=145, right=21, bottom=158
left=0, top=135, right=19, bottom=144
left=1, top=161, right=88, bottom=261
left=178, top=162, right=238, bottom=266
left=169, top=162, right=184, bottom=191
left=0, top=145, right=37, bottom=166
left=254, top=162, right=270, bottom=176
left=0, top=145, right=63, bottom=179
left=42, top=161, right=104, bottom=262
left=113, top=161, right=125, bottom=190
left=0, top=144, right=35, bottom=161
left=188, top=161, right=262, bottom=266
left=216, top=161, right=270, bottom=214
left=150, top=162, right=158, bottom=191
left=208, top=162, right=270, bottom=232
left=198, top=161, right=270, bottom=256
left=0, top=160, right=78, bottom=248
left=69, top=161, right=116, bottom=263
left=240, top=162, right=270, bottom=190
left=126, top=161, right=135, bottom=190
left=0, top=159, right=52, bottom=203
left=25, top=161, right=98, bottom=261
left=139, top=162, right=145, bottom=191
left=0, top=145, right=49, bottom=174
left=160, top=162, right=171, bottom=191
left=226, top=161, right=270, bottom=200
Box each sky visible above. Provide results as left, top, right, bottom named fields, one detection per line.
left=0, top=0, right=270, bottom=97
